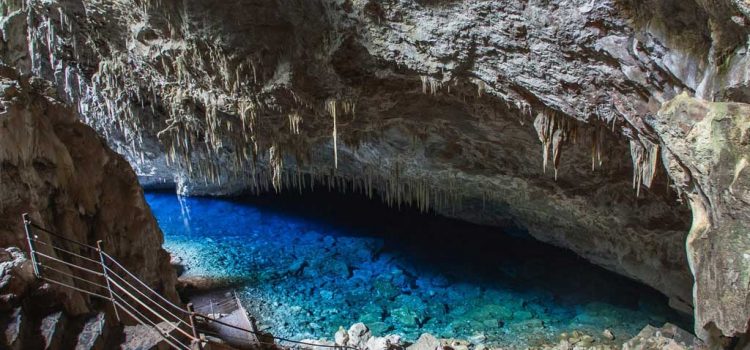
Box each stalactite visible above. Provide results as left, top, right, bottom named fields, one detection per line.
left=420, top=76, right=443, bottom=95
left=475, top=79, right=487, bottom=97
left=325, top=99, right=338, bottom=169
left=533, top=112, right=553, bottom=173
left=629, top=139, right=659, bottom=197
left=288, top=112, right=302, bottom=135
left=533, top=109, right=577, bottom=179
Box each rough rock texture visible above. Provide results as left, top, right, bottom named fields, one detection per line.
left=652, top=94, right=750, bottom=343
left=621, top=323, right=707, bottom=350
left=0, top=65, right=178, bottom=345
left=1, top=0, right=749, bottom=343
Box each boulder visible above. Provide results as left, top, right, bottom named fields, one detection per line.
left=40, top=311, right=67, bottom=350
left=406, top=334, right=440, bottom=350
left=347, top=323, right=372, bottom=349
left=622, top=323, right=706, bottom=350
left=75, top=313, right=107, bottom=350
left=335, top=326, right=349, bottom=346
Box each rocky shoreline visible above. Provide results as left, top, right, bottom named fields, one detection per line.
left=298, top=321, right=705, bottom=350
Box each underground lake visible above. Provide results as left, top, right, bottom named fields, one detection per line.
left=145, top=190, right=693, bottom=348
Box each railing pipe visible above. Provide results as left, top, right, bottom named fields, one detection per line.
left=97, top=240, right=121, bottom=322
left=187, top=303, right=202, bottom=350
left=101, top=251, right=189, bottom=315
left=103, top=265, right=191, bottom=328
left=22, top=214, right=40, bottom=278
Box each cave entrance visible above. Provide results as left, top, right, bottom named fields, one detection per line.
left=146, top=188, right=692, bottom=348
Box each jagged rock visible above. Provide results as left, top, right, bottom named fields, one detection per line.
left=0, top=65, right=179, bottom=349
left=40, top=311, right=67, bottom=350
left=75, top=312, right=107, bottom=350
left=365, top=336, right=391, bottom=350
left=121, top=324, right=170, bottom=350
left=362, top=334, right=402, bottom=350
left=335, top=326, right=349, bottom=346
left=2, top=307, right=25, bottom=350
left=652, top=93, right=750, bottom=343
left=621, top=323, right=706, bottom=350
left=348, top=323, right=373, bottom=349
left=407, top=333, right=440, bottom=350
left=0, top=248, right=34, bottom=310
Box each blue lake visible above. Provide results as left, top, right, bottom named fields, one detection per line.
left=145, top=191, right=691, bottom=348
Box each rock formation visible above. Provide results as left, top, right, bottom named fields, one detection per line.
left=1, top=0, right=748, bottom=345
left=0, top=65, right=177, bottom=347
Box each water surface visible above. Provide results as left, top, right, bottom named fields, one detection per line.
left=146, top=191, right=691, bottom=348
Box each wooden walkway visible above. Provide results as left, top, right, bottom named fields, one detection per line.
left=191, top=289, right=259, bottom=349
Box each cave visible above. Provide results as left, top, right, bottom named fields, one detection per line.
left=0, top=0, right=748, bottom=349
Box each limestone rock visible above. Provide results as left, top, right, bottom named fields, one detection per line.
left=0, top=248, right=34, bottom=310
left=75, top=312, right=107, bottom=350
left=40, top=311, right=67, bottom=350
left=652, top=94, right=750, bottom=343
left=622, top=323, right=705, bottom=350
left=407, top=333, right=440, bottom=350
left=364, top=336, right=391, bottom=350
left=121, top=324, right=170, bottom=350
left=335, top=326, right=349, bottom=346
left=348, top=323, right=372, bottom=349
left=2, top=307, right=25, bottom=350
left=0, top=65, right=179, bottom=348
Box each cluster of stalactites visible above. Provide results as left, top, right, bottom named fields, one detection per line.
left=236, top=162, right=490, bottom=215
left=420, top=75, right=444, bottom=95
left=288, top=112, right=302, bottom=135
left=24, top=0, right=282, bottom=180
left=533, top=109, right=580, bottom=180
left=629, top=138, right=659, bottom=197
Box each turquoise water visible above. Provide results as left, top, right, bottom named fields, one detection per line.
left=146, top=191, right=691, bottom=348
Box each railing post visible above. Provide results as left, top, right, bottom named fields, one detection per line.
left=96, top=240, right=120, bottom=323
left=187, top=303, right=202, bottom=350
left=22, top=214, right=40, bottom=278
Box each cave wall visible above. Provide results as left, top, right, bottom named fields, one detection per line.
left=0, top=64, right=178, bottom=340
left=0, top=0, right=748, bottom=343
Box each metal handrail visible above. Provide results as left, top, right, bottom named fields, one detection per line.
left=102, top=251, right=190, bottom=315
left=112, top=296, right=191, bottom=350
left=22, top=214, right=361, bottom=350
left=22, top=215, right=199, bottom=350
left=106, top=273, right=195, bottom=340
left=31, top=238, right=102, bottom=265
left=39, top=264, right=109, bottom=291
left=104, top=264, right=192, bottom=329
left=40, top=277, right=110, bottom=300
left=34, top=251, right=105, bottom=276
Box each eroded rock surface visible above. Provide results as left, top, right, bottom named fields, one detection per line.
left=0, top=65, right=178, bottom=346
left=652, top=94, right=750, bottom=343
left=0, top=0, right=748, bottom=343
